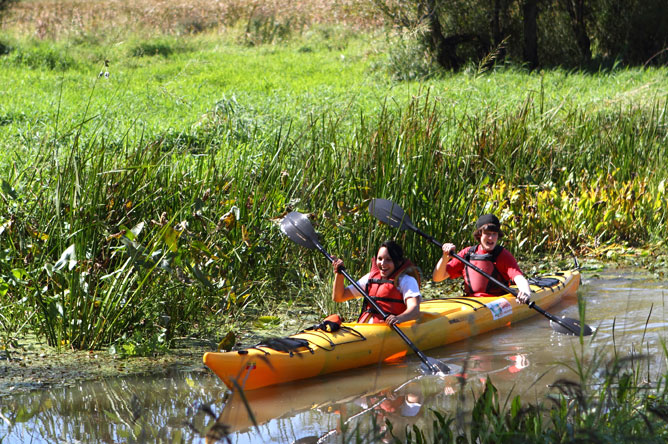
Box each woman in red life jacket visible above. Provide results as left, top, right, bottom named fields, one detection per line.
left=432, top=214, right=532, bottom=304
left=332, top=240, right=421, bottom=325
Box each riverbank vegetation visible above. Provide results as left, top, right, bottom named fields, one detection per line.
left=0, top=0, right=666, bottom=362
left=395, top=349, right=668, bottom=443
left=1, top=1, right=667, bottom=443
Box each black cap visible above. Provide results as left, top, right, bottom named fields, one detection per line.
left=476, top=214, right=501, bottom=231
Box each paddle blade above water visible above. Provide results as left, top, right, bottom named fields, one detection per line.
left=368, top=198, right=413, bottom=230
left=280, top=212, right=319, bottom=249
left=550, top=317, right=594, bottom=336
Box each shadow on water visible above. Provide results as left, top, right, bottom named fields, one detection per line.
left=1, top=268, right=667, bottom=443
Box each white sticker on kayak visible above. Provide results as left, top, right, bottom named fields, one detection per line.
left=485, top=298, right=513, bottom=320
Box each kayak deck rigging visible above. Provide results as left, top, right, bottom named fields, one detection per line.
left=241, top=326, right=368, bottom=355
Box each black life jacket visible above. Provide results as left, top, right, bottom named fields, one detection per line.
left=463, top=245, right=508, bottom=296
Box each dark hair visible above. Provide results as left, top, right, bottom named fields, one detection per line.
left=473, top=224, right=505, bottom=241
left=378, top=240, right=405, bottom=267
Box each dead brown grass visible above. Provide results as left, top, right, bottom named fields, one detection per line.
left=3, top=0, right=384, bottom=40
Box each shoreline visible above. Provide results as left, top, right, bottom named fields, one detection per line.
left=0, top=336, right=214, bottom=397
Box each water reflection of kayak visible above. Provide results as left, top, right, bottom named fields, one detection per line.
left=210, top=350, right=530, bottom=441
left=204, top=271, right=580, bottom=391
left=215, top=362, right=427, bottom=434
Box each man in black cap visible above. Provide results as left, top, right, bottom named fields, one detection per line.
left=432, top=214, right=532, bottom=303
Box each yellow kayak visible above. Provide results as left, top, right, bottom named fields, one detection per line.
left=203, top=270, right=580, bottom=391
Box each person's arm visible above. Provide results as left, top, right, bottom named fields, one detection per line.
left=432, top=243, right=456, bottom=282
left=385, top=296, right=420, bottom=326
left=498, top=250, right=532, bottom=304
left=512, top=274, right=532, bottom=304
left=332, top=258, right=357, bottom=302
left=385, top=274, right=421, bottom=325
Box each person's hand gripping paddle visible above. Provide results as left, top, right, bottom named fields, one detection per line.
left=280, top=211, right=450, bottom=374
left=368, top=198, right=593, bottom=336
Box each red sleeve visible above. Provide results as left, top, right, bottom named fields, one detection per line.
left=445, top=247, right=470, bottom=278
left=495, top=249, right=523, bottom=281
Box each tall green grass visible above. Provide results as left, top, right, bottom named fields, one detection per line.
left=0, top=31, right=666, bottom=350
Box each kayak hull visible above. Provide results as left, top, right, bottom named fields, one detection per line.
left=203, top=270, right=580, bottom=391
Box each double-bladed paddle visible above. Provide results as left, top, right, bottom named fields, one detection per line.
left=368, top=198, right=593, bottom=336
left=280, top=211, right=450, bottom=374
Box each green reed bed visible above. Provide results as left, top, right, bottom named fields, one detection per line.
left=3, top=90, right=667, bottom=352
left=0, top=30, right=667, bottom=352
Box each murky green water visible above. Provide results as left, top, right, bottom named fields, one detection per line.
left=1, top=268, right=666, bottom=443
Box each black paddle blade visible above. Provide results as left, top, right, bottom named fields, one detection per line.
left=368, top=198, right=413, bottom=230
left=419, top=357, right=450, bottom=376
left=280, top=212, right=319, bottom=249
left=550, top=317, right=593, bottom=336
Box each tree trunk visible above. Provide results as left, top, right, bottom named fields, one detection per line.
left=491, top=0, right=508, bottom=61
left=423, top=0, right=461, bottom=69
left=564, top=0, right=592, bottom=63
left=492, top=0, right=501, bottom=45
left=523, top=0, right=539, bottom=69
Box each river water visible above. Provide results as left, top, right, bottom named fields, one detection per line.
left=1, top=267, right=666, bottom=443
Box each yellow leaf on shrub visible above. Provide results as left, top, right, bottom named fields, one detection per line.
left=163, top=225, right=179, bottom=252
left=242, top=225, right=250, bottom=245
left=219, top=206, right=239, bottom=230
left=32, top=229, right=49, bottom=241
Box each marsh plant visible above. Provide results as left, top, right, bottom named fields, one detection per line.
left=1, top=1, right=667, bottom=353
left=0, top=81, right=666, bottom=352
left=393, top=345, right=668, bottom=443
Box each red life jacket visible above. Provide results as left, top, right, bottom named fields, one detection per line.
left=358, top=259, right=420, bottom=324
left=463, top=245, right=508, bottom=297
